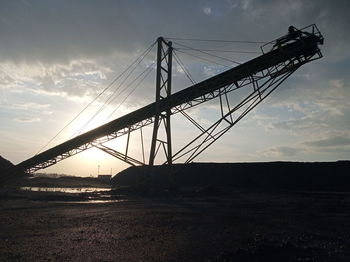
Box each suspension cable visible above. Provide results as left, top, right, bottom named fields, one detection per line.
left=165, top=37, right=266, bottom=44
left=71, top=44, right=155, bottom=137
left=71, top=61, right=155, bottom=137
left=36, top=41, right=156, bottom=154
left=175, top=49, right=231, bottom=68
left=173, top=50, right=196, bottom=85
left=105, top=62, right=155, bottom=121
left=172, top=41, right=241, bottom=65
left=176, top=47, right=260, bottom=54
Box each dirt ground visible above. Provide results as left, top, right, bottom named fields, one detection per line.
left=1, top=190, right=350, bottom=261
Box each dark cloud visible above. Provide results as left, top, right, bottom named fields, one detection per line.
left=263, top=136, right=350, bottom=160
left=1, top=0, right=349, bottom=63
left=1, top=0, right=348, bottom=104
left=304, top=136, right=350, bottom=147
left=0, top=0, right=154, bottom=62
left=270, top=145, right=300, bottom=157
left=270, top=117, right=327, bottom=135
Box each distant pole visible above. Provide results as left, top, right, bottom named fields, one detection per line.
left=97, top=165, right=100, bottom=176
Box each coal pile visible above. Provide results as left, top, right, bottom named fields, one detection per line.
left=112, top=161, right=350, bottom=192
left=0, top=155, right=24, bottom=185
left=0, top=155, right=13, bottom=171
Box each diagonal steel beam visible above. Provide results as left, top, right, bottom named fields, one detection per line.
left=96, top=144, right=145, bottom=167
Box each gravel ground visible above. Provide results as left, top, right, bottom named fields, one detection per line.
left=1, top=191, right=350, bottom=261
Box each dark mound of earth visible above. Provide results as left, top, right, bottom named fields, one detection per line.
left=0, top=155, right=13, bottom=171
left=112, top=161, right=350, bottom=192
left=0, top=155, right=25, bottom=185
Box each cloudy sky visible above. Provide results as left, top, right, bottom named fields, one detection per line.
left=0, top=0, right=349, bottom=176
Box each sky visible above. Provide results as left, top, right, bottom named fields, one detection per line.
left=0, top=0, right=349, bottom=177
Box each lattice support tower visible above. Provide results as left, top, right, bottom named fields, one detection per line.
left=149, top=37, right=173, bottom=166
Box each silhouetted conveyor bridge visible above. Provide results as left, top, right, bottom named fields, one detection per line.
left=16, top=25, right=324, bottom=173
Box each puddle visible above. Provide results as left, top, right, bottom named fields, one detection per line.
left=54, top=199, right=127, bottom=204
left=18, top=187, right=127, bottom=204
left=20, top=187, right=111, bottom=194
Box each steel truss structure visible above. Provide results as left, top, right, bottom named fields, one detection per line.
left=16, top=25, right=324, bottom=174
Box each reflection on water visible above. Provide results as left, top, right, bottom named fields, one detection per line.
left=20, top=187, right=111, bottom=194
left=19, top=187, right=125, bottom=204
left=65, top=199, right=126, bottom=204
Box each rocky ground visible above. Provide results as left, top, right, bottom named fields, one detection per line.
left=1, top=189, right=350, bottom=261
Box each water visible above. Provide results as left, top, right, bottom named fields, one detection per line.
left=18, top=187, right=123, bottom=203
left=61, top=199, right=126, bottom=204
left=20, top=187, right=111, bottom=194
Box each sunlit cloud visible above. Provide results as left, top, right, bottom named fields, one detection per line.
left=0, top=59, right=114, bottom=101
left=14, top=117, right=41, bottom=123
left=12, top=102, right=50, bottom=110
left=242, top=0, right=251, bottom=10
left=203, top=7, right=212, bottom=15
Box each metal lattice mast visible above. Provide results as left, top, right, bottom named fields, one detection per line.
left=149, top=37, right=173, bottom=166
